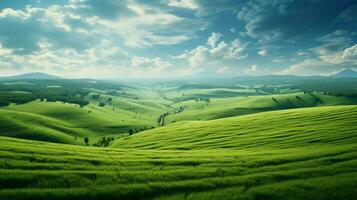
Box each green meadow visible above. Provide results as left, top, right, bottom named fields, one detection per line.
left=0, top=77, right=357, bottom=199
left=1, top=106, right=357, bottom=200
left=113, top=106, right=357, bottom=150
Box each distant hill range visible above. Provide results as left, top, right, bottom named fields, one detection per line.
left=0, top=72, right=61, bottom=80
left=332, top=69, right=357, bottom=78
left=1, top=69, right=357, bottom=81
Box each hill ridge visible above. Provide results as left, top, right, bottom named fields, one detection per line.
left=112, top=105, right=357, bottom=150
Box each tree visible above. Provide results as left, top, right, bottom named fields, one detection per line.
left=128, top=129, right=134, bottom=136
left=84, top=137, right=89, bottom=145
left=91, top=94, right=100, bottom=100
left=99, top=102, right=105, bottom=107
left=272, top=97, right=278, bottom=104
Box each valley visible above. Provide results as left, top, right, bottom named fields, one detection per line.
left=0, top=75, right=356, bottom=200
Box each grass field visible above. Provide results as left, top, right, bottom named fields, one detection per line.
left=165, top=92, right=357, bottom=124
left=0, top=98, right=169, bottom=145
left=1, top=91, right=356, bottom=146
left=0, top=106, right=357, bottom=199
left=113, top=105, right=357, bottom=149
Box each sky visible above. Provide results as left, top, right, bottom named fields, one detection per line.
left=0, top=0, right=356, bottom=79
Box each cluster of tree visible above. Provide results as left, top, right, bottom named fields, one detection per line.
left=295, top=96, right=303, bottom=101
left=307, top=93, right=324, bottom=104
left=322, top=92, right=357, bottom=98
left=91, top=94, right=100, bottom=100
left=46, top=95, right=89, bottom=107
left=0, top=93, right=37, bottom=107
left=302, top=90, right=357, bottom=98
left=105, top=90, right=126, bottom=96
left=173, top=106, right=186, bottom=114
left=93, top=137, right=115, bottom=147
left=128, top=126, right=155, bottom=136
left=158, top=112, right=169, bottom=126
left=0, top=82, right=90, bottom=107
left=272, top=97, right=279, bottom=104
left=93, top=95, right=113, bottom=107
left=0, top=93, right=88, bottom=107
left=256, top=86, right=279, bottom=94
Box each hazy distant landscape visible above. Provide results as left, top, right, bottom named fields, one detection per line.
left=1, top=0, right=357, bottom=199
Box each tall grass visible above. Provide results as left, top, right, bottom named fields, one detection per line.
left=1, top=106, right=357, bottom=199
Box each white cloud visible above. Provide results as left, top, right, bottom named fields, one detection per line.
left=0, top=8, right=30, bottom=19
left=283, top=44, right=357, bottom=75
left=167, top=0, right=199, bottom=10
left=258, top=48, right=268, bottom=56
left=174, top=33, right=248, bottom=70
left=342, top=44, right=357, bottom=59
left=188, top=45, right=210, bottom=68
left=131, top=56, right=172, bottom=76
left=283, top=30, right=357, bottom=76
left=245, top=64, right=258, bottom=75
left=127, top=4, right=146, bottom=15
left=0, top=44, right=13, bottom=56
left=225, top=38, right=247, bottom=59
left=210, top=41, right=227, bottom=56
left=207, top=32, right=222, bottom=48
left=89, top=3, right=206, bottom=48
left=282, top=59, right=334, bottom=75
left=132, top=56, right=170, bottom=68
left=297, top=51, right=309, bottom=56
left=209, top=39, right=247, bottom=59
left=217, top=66, right=230, bottom=75
left=0, top=1, right=207, bottom=78
left=272, top=57, right=285, bottom=63
left=43, top=6, right=72, bottom=32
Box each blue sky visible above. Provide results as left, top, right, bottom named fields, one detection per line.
left=0, top=0, right=356, bottom=78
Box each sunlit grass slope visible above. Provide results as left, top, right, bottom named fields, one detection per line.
left=0, top=106, right=357, bottom=199
left=1, top=93, right=356, bottom=146
left=0, top=100, right=166, bottom=144
left=1, top=134, right=357, bottom=199
left=166, top=92, right=357, bottom=123
left=113, top=105, right=357, bottom=150
left=0, top=109, right=81, bottom=144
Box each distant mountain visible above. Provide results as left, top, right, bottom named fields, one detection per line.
left=236, top=74, right=325, bottom=81
left=332, top=69, right=357, bottom=78
left=0, top=72, right=61, bottom=80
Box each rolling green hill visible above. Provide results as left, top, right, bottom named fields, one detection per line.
left=0, top=100, right=167, bottom=145
left=165, top=92, right=357, bottom=124
left=113, top=105, right=357, bottom=150
left=1, top=92, right=356, bottom=146
left=0, top=109, right=81, bottom=144
left=0, top=105, right=357, bottom=199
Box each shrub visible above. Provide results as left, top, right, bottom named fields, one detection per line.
left=84, top=137, right=89, bottom=145
left=128, top=129, right=134, bottom=136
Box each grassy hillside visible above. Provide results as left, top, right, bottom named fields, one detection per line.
left=1, top=92, right=356, bottom=146
left=165, top=92, right=357, bottom=123
left=0, top=100, right=167, bottom=145
left=1, top=105, right=357, bottom=199
left=113, top=105, right=357, bottom=150
left=0, top=109, right=82, bottom=144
